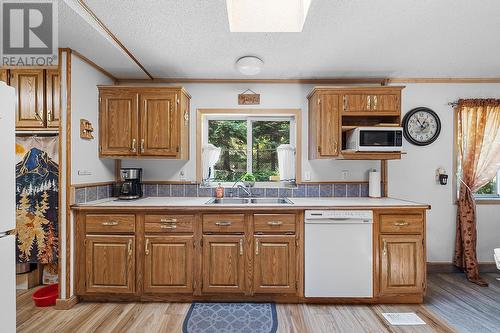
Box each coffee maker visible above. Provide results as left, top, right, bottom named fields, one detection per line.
left=114, top=168, right=143, bottom=200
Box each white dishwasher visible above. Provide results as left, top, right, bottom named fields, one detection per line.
left=305, top=210, right=373, bottom=298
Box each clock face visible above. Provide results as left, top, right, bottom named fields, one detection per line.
left=402, top=107, right=441, bottom=146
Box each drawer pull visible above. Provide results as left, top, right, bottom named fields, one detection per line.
left=215, top=221, right=232, bottom=226
left=255, top=239, right=259, bottom=255
left=128, top=239, right=133, bottom=256
left=101, top=221, right=118, bottom=226
left=267, top=221, right=283, bottom=226
left=145, top=239, right=150, bottom=255
left=239, top=238, right=243, bottom=256
left=383, top=240, right=387, bottom=256
left=393, top=221, right=409, bottom=226
left=131, top=139, right=137, bottom=153
left=161, top=224, right=177, bottom=229
left=160, top=218, right=177, bottom=223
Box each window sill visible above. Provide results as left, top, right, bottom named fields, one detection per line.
left=475, top=197, right=500, bottom=205
left=201, top=181, right=297, bottom=189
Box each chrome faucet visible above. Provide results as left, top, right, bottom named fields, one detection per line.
left=237, top=184, right=252, bottom=197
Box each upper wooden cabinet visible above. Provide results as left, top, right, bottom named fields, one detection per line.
left=99, top=86, right=190, bottom=159
left=308, top=86, right=404, bottom=160
left=45, top=69, right=60, bottom=128
left=10, top=69, right=45, bottom=128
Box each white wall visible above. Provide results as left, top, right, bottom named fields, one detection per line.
left=121, top=83, right=379, bottom=181
left=71, top=55, right=114, bottom=184
left=389, top=83, right=500, bottom=262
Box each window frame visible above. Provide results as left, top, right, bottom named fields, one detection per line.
left=196, top=109, right=302, bottom=186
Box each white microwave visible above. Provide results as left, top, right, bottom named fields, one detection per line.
left=346, top=127, right=403, bottom=152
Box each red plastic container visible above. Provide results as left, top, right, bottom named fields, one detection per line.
left=32, top=283, right=58, bottom=307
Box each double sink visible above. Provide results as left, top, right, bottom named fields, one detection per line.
left=205, top=197, right=293, bottom=205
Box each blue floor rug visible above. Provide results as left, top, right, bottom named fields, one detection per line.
left=183, top=302, right=278, bottom=333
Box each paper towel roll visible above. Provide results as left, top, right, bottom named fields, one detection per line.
left=369, top=170, right=381, bottom=198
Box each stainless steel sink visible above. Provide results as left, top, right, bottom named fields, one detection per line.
left=205, top=197, right=293, bottom=205
left=250, top=198, right=293, bottom=204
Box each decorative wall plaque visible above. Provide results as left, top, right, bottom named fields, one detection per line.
left=80, top=119, right=94, bottom=139
left=238, top=89, right=260, bottom=105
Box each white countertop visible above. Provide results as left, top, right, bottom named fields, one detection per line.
left=74, top=196, right=429, bottom=208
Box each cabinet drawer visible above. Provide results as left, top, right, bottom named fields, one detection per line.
left=85, top=214, right=135, bottom=234
left=254, top=214, right=296, bottom=233
left=145, top=215, right=194, bottom=233
left=203, top=214, right=245, bottom=233
left=380, top=214, right=423, bottom=233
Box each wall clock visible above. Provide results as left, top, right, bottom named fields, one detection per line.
left=402, top=107, right=441, bottom=146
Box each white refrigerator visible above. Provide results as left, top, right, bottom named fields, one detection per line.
left=0, top=82, right=16, bottom=333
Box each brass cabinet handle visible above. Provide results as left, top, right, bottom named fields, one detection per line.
left=131, top=139, right=137, bottom=152
left=161, top=224, right=177, bottom=229
left=47, top=109, right=53, bottom=122
left=393, top=221, right=409, bottom=226
left=343, top=96, right=348, bottom=111
left=215, top=221, right=232, bottom=226
left=383, top=240, right=387, bottom=256
left=34, top=111, right=44, bottom=126
left=373, top=95, right=378, bottom=110
left=128, top=239, right=133, bottom=256
left=267, top=221, right=283, bottom=226
left=140, top=139, right=145, bottom=153
left=333, top=141, right=338, bottom=154
left=255, top=239, right=259, bottom=255
left=367, top=95, right=371, bottom=110
left=239, top=238, right=243, bottom=256
left=145, top=239, right=150, bottom=255
left=160, top=218, right=177, bottom=223
left=101, top=221, right=118, bottom=226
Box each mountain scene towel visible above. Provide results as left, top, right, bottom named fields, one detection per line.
left=14, top=136, right=59, bottom=264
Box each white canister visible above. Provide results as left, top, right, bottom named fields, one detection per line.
left=369, top=169, right=381, bottom=198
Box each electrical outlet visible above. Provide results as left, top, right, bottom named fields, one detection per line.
left=78, top=170, right=92, bottom=176
left=179, top=170, right=186, bottom=181
left=304, top=170, right=311, bottom=181
left=341, top=170, right=349, bottom=180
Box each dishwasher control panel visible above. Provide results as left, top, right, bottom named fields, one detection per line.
left=305, top=210, right=373, bottom=220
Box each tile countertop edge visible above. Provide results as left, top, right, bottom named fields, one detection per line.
left=71, top=197, right=431, bottom=210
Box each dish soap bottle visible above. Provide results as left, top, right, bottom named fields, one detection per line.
left=215, top=183, right=224, bottom=199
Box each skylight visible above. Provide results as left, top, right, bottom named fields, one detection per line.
left=226, top=0, right=312, bottom=32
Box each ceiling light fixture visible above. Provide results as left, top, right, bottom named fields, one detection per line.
left=235, top=56, right=264, bottom=76
left=226, top=0, right=312, bottom=32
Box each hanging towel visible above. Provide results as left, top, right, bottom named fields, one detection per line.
left=202, top=144, right=222, bottom=180
left=277, top=144, right=296, bottom=181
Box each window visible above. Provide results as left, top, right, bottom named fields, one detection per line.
left=198, top=109, right=300, bottom=186
left=475, top=171, right=500, bottom=199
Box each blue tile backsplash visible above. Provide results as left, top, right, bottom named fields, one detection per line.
left=74, top=182, right=370, bottom=204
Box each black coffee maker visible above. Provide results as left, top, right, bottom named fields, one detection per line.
left=114, top=168, right=143, bottom=200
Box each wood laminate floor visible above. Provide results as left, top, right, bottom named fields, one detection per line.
left=16, top=273, right=500, bottom=333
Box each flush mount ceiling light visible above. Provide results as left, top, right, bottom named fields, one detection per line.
left=226, top=0, right=312, bottom=32
left=235, top=56, right=264, bottom=75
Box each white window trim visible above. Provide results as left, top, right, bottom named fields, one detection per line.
left=202, top=114, right=296, bottom=187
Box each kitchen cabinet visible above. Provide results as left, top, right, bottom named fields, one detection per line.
left=98, top=86, right=191, bottom=159
left=0, top=69, right=8, bottom=83
left=379, top=234, right=424, bottom=295
left=308, top=93, right=341, bottom=159
left=202, top=235, right=246, bottom=294
left=99, top=90, right=138, bottom=157
left=10, top=69, right=45, bottom=128
left=84, top=235, right=135, bottom=294
left=144, top=235, right=194, bottom=293
left=253, top=235, right=296, bottom=294
left=45, top=69, right=60, bottom=128
left=308, top=86, right=404, bottom=160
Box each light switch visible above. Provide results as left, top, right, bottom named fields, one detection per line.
left=78, top=170, right=92, bottom=176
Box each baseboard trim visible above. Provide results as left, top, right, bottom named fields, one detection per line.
left=427, top=262, right=497, bottom=274
left=55, top=296, right=79, bottom=310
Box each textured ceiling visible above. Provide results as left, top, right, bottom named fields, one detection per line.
left=59, top=0, right=500, bottom=79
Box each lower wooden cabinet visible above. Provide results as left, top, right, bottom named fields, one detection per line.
left=379, top=234, right=424, bottom=295
left=84, top=235, right=135, bottom=294
left=144, top=235, right=194, bottom=293
left=202, top=235, right=245, bottom=294
left=253, top=235, right=296, bottom=294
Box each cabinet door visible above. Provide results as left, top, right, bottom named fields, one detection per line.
left=85, top=235, right=135, bottom=294
left=10, top=69, right=45, bottom=128
left=380, top=234, right=424, bottom=295
left=144, top=235, right=194, bottom=293
left=140, top=92, right=179, bottom=157
left=254, top=235, right=296, bottom=294
left=0, top=69, right=7, bottom=83
left=45, top=69, right=60, bottom=128
left=99, top=91, right=138, bottom=156
left=373, top=94, right=400, bottom=113
left=202, top=235, right=245, bottom=293
left=343, top=94, right=372, bottom=113
left=318, top=93, right=340, bottom=157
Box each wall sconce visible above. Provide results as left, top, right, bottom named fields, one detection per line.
left=436, top=168, right=448, bottom=185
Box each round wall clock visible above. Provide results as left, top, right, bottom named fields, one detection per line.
left=402, top=107, right=441, bottom=146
